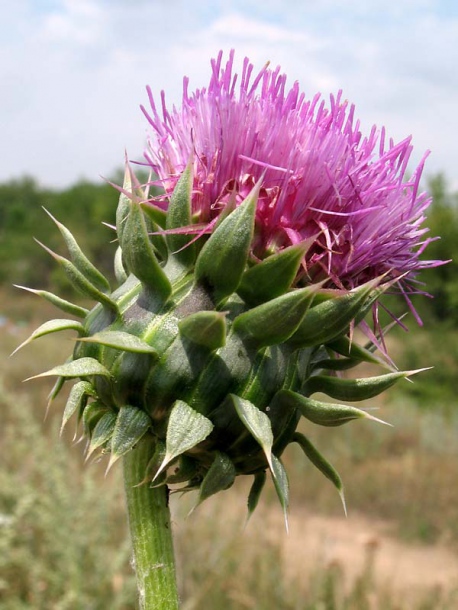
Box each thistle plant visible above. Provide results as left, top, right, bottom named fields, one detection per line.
left=15, top=51, right=441, bottom=609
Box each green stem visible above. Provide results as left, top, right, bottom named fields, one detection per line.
left=123, top=435, right=180, bottom=610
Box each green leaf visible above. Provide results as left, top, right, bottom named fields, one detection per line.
left=155, top=400, right=214, bottom=479
left=233, top=285, right=318, bottom=348
left=289, top=277, right=382, bottom=347
left=237, top=241, right=310, bottom=306
left=76, top=330, right=159, bottom=355
left=275, top=390, right=390, bottom=427
left=247, top=471, right=267, bottom=519
left=34, top=240, right=118, bottom=314
left=43, top=208, right=111, bottom=294
left=231, top=395, right=274, bottom=471
left=196, top=452, right=236, bottom=506
left=14, top=285, right=89, bottom=318
left=195, top=179, right=260, bottom=302
left=178, top=311, right=227, bottom=350
left=61, top=380, right=95, bottom=433
left=166, top=160, right=196, bottom=267
left=108, top=406, right=152, bottom=468
left=87, top=411, right=117, bottom=459
left=292, top=432, right=346, bottom=514
left=270, top=455, right=289, bottom=529
left=26, top=357, right=111, bottom=381
left=11, top=319, right=85, bottom=356
left=303, top=371, right=420, bottom=402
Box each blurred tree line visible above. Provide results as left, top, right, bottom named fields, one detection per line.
left=0, top=175, right=120, bottom=291
left=416, top=174, right=458, bottom=325
left=0, top=171, right=456, bottom=325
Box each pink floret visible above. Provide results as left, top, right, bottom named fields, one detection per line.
left=141, top=50, right=441, bottom=302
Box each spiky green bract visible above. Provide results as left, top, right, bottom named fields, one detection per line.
left=120, top=194, right=172, bottom=304
left=293, top=432, right=346, bottom=514
left=108, top=406, right=152, bottom=469
left=231, top=395, right=274, bottom=471
left=43, top=208, right=111, bottom=294
left=326, top=335, right=394, bottom=369
left=14, top=285, right=89, bottom=318
left=11, top=319, right=85, bottom=356
left=26, top=357, right=111, bottom=381
left=274, top=390, right=389, bottom=427
left=289, top=278, right=385, bottom=347
left=165, top=160, right=196, bottom=269
left=196, top=452, right=236, bottom=507
left=18, top=167, right=422, bottom=519
left=87, top=411, right=117, bottom=459
left=195, top=179, right=259, bottom=303
left=76, top=330, right=159, bottom=355
left=34, top=240, right=118, bottom=314
left=247, top=471, right=267, bottom=519
left=60, top=380, right=95, bottom=433
left=233, top=285, right=318, bottom=348
left=302, top=371, right=418, bottom=402
left=178, top=311, right=227, bottom=350
left=155, top=400, right=214, bottom=479
left=237, top=241, right=311, bottom=306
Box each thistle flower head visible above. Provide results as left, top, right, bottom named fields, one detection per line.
left=142, top=49, right=439, bottom=301
left=17, top=51, right=441, bottom=520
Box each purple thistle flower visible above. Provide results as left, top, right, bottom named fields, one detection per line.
left=141, top=50, right=441, bottom=314
left=19, top=53, right=448, bottom=594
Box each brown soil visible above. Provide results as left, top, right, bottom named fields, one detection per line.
left=280, top=508, right=458, bottom=599
left=177, top=492, right=458, bottom=604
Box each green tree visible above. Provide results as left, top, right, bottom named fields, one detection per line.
left=416, top=174, right=458, bottom=325
left=0, top=176, right=120, bottom=289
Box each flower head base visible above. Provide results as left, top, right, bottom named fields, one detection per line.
left=142, top=50, right=439, bottom=303
left=16, top=52, right=440, bottom=520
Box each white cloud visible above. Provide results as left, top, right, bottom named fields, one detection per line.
left=41, top=0, right=103, bottom=45
left=210, top=13, right=309, bottom=44
left=1, top=0, right=457, bottom=188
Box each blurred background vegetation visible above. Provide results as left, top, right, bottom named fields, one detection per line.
left=1, top=171, right=457, bottom=325
left=1, top=172, right=458, bottom=609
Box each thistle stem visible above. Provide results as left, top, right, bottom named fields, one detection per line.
left=123, top=435, right=180, bottom=610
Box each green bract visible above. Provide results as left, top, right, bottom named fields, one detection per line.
left=17, top=165, right=421, bottom=519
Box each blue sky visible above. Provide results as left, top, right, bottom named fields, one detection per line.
left=2, top=0, right=458, bottom=188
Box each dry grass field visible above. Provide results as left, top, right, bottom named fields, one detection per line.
left=1, top=288, right=458, bottom=609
